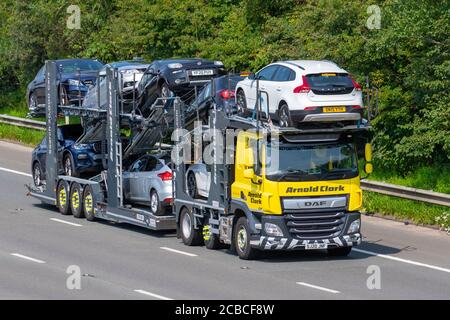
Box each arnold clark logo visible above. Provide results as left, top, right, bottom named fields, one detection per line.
left=286, top=185, right=345, bottom=193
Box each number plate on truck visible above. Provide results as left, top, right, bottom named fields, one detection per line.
left=191, top=69, right=214, bottom=76
left=305, top=243, right=328, bottom=250
left=323, top=106, right=346, bottom=113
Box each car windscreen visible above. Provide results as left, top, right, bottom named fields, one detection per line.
left=59, top=125, right=83, bottom=140
left=58, top=60, right=103, bottom=73
left=306, top=73, right=354, bottom=94
left=265, top=141, right=358, bottom=181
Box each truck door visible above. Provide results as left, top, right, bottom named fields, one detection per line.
left=233, top=135, right=263, bottom=212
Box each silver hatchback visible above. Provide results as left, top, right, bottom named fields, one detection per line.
left=123, top=154, right=173, bottom=216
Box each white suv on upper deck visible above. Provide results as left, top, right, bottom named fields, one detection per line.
left=235, top=60, right=363, bottom=127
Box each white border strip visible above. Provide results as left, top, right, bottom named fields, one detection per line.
left=134, top=289, right=173, bottom=300
left=296, top=282, right=340, bottom=294
left=0, top=166, right=31, bottom=177
left=353, top=248, right=450, bottom=274
left=11, top=253, right=46, bottom=264
left=50, top=218, right=83, bottom=227
left=160, top=247, right=198, bottom=257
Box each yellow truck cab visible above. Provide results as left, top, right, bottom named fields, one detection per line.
left=173, top=108, right=372, bottom=260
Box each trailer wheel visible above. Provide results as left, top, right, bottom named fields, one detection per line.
left=56, top=180, right=71, bottom=215
left=83, top=185, right=96, bottom=221
left=180, top=207, right=203, bottom=246
left=234, top=217, right=259, bottom=260
left=70, top=183, right=84, bottom=218
left=203, top=225, right=223, bottom=250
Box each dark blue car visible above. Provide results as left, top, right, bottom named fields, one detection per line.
left=27, top=59, right=104, bottom=117
left=31, top=124, right=103, bottom=186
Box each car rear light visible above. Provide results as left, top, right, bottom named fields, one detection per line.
left=350, top=77, right=362, bottom=91
left=304, top=106, right=317, bottom=110
left=351, top=105, right=362, bottom=109
left=293, top=76, right=311, bottom=93
left=157, top=171, right=173, bottom=181
left=219, top=89, right=235, bottom=100
left=163, top=197, right=173, bottom=204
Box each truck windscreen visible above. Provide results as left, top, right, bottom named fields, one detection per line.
left=265, top=142, right=358, bottom=182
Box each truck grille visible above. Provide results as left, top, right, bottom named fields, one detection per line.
left=285, top=211, right=346, bottom=239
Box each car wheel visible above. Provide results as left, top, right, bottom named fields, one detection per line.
left=159, top=82, right=173, bottom=103
left=32, top=162, right=43, bottom=187
left=327, top=247, right=352, bottom=257
left=59, top=86, right=69, bottom=106
left=70, top=183, right=84, bottom=218
left=234, top=217, right=259, bottom=260
left=83, top=185, right=96, bottom=221
left=179, top=207, right=203, bottom=246
left=56, top=180, right=71, bottom=215
left=236, top=90, right=247, bottom=115
left=278, top=103, right=293, bottom=127
left=187, top=172, right=199, bottom=199
left=28, top=93, right=38, bottom=112
left=149, top=190, right=164, bottom=216
left=63, top=154, right=78, bottom=177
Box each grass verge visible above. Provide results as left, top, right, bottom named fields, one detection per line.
left=363, top=191, right=449, bottom=229
left=0, top=123, right=44, bottom=146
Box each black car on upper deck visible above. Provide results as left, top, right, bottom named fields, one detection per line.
left=27, top=59, right=104, bottom=117
left=135, top=58, right=226, bottom=116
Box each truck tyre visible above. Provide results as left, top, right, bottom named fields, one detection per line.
left=180, top=207, right=203, bottom=246
left=70, top=183, right=84, bottom=218
left=234, top=217, right=259, bottom=260
left=327, top=246, right=352, bottom=257
left=203, top=225, right=223, bottom=250
left=56, top=180, right=71, bottom=215
left=150, top=190, right=164, bottom=216
left=83, top=185, right=96, bottom=221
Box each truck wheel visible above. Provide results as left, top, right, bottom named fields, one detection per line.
left=70, top=183, right=84, bottom=218
left=180, top=207, right=203, bottom=246
left=327, top=247, right=352, bottom=257
left=149, top=190, right=164, bottom=216
left=56, top=180, right=71, bottom=215
left=234, top=217, right=259, bottom=260
left=83, top=185, right=96, bottom=221
left=203, top=225, right=223, bottom=250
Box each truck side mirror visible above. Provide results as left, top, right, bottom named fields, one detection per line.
left=243, top=168, right=255, bottom=179
left=364, top=163, right=373, bottom=175
left=365, top=143, right=372, bottom=162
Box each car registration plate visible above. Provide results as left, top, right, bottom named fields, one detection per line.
left=323, top=106, right=346, bottom=113
left=305, top=243, right=328, bottom=250
left=191, top=69, right=214, bottom=76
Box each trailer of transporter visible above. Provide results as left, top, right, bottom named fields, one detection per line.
left=26, top=60, right=179, bottom=230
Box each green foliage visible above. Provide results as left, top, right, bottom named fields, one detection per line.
left=0, top=124, right=44, bottom=146
left=0, top=0, right=448, bottom=174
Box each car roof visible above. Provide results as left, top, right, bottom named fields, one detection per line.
left=154, top=58, right=214, bottom=65
left=276, top=60, right=347, bottom=74
left=55, top=58, right=103, bottom=64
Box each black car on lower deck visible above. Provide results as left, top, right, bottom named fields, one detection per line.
left=27, top=59, right=104, bottom=117
left=135, top=58, right=227, bottom=116
left=184, top=75, right=245, bottom=127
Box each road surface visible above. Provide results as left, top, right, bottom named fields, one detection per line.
left=0, top=140, right=449, bottom=299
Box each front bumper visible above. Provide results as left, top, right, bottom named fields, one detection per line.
left=250, top=233, right=361, bottom=250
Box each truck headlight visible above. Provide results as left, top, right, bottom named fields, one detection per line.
left=348, top=219, right=361, bottom=234
left=264, top=223, right=284, bottom=237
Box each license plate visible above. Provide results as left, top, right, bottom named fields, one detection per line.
left=305, top=243, right=328, bottom=250
left=191, top=69, right=214, bottom=76
left=323, top=106, right=346, bottom=113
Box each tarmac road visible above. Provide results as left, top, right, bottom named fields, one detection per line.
left=0, top=140, right=449, bottom=300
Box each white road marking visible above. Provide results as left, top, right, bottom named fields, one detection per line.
left=0, top=166, right=31, bottom=177
left=353, top=248, right=450, bottom=274
left=296, top=282, right=340, bottom=294
left=134, top=289, right=173, bottom=300
left=50, top=218, right=83, bottom=227
left=11, top=253, right=46, bottom=264
left=160, top=246, right=198, bottom=257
